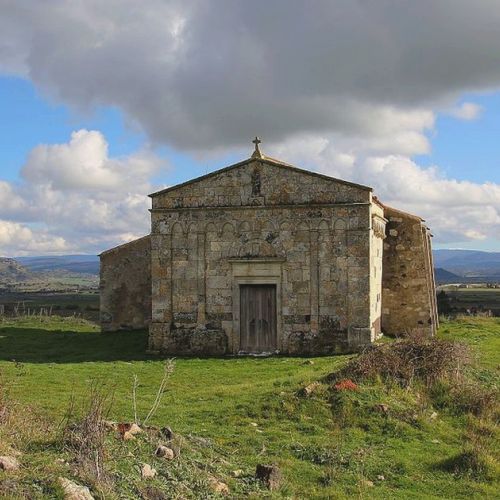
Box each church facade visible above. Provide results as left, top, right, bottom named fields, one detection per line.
left=100, top=142, right=437, bottom=355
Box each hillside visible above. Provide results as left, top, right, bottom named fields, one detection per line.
left=0, top=256, right=98, bottom=293
left=16, top=254, right=99, bottom=274
left=0, top=257, right=31, bottom=282
left=434, top=267, right=463, bottom=284
left=433, top=249, right=500, bottom=279
left=0, top=316, right=498, bottom=498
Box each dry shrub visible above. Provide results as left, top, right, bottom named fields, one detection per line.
left=62, top=381, right=114, bottom=484
left=333, top=334, right=471, bottom=387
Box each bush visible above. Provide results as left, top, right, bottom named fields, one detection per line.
left=331, top=334, right=471, bottom=387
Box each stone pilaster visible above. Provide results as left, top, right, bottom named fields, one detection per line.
left=309, top=230, right=319, bottom=334
left=197, top=230, right=206, bottom=325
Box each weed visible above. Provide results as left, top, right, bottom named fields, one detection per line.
left=62, top=381, right=114, bottom=490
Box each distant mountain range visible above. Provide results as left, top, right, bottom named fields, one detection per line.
left=433, top=249, right=500, bottom=282
left=434, top=267, right=463, bottom=283
left=15, top=254, right=99, bottom=275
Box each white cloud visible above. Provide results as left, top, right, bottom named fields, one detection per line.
left=0, top=220, right=70, bottom=256
left=0, top=1, right=499, bottom=252
left=0, top=130, right=163, bottom=256
left=268, top=135, right=500, bottom=245
left=1, top=1, right=500, bottom=150
left=22, top=129, right=160, bottom=191
left=448, top=102, right=483, bottom=121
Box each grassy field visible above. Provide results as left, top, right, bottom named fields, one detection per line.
left=438, top=287, right=500, bottom=316
left=0, top=291, right=100, bottom=321
left=0, top=316, right=498, bottom=498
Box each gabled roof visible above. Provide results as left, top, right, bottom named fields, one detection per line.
left=99, top=234, right=150, bottom=257
left=149, top=155, right=372, bottom=198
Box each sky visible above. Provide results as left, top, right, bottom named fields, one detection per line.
left=0, top=0, right=499, bottom=256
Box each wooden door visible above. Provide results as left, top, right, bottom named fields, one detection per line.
left=240, top=284, right=277, bottom=353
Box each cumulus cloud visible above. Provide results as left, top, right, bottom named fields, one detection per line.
left=0, top=220, right=70, bottom=256
left=21, top=129, right=161, bottom=191
left=0, top=1, right=499, bottom=252
left=269, top=135, right=500, bottom=244
left=1, top=1, right=500, bottom=150
left=0, top=130, right=162, bottom=256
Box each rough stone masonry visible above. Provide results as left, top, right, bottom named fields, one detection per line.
left=100, top=140, right=437, bottom=355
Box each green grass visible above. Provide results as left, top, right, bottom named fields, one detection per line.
left=0, top=316, right=498, bottom=498
left=439, top=316, right=500, bottom=369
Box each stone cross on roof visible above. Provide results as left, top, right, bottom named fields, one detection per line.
left=251, top=136, right=263, bottom=159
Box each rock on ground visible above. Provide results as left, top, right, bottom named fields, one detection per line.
left=208, top=476, right=229, bottom=496
left=58, top=477, right=94, bottom=500
left=0, top=456, right=20, bottom=471
left=141, top=463, right=157, bottom=479
left=300, top=382, right=321, bottom=397
left=255, top=464, right=282, bottom=490
left=155, top=445, right=175, bottom=460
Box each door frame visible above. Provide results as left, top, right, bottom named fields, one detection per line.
left=229, top=258, right=284, bottom=354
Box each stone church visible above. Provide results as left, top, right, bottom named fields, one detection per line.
left=100, top=139, right=437, bottom=355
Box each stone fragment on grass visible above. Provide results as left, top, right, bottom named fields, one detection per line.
left=129, top=423, right=142, bottom=435
left=117, top=422, right=142, bottom=440
left=361, top=479, right=374, bottom=487
left=208, top=476, right=229, bottom=495
left=155, top=445, right=175, bottom=460
left=123, top=431, right=135, bottom=441
left=374, top=403, right=389, bottom=414
left=300, top=382, right=321, bottom=397
left=161, top=426, right=174, bottom=440
left=231, top=469, right=244, bottom=477
left=141, top=463, right=157, bottom=479
left=430, top=411, right=438, bottom=420
left=0, top=456, right=20, bottom=471
left=255, top=464, right=282, bottom=490
left=58, top=477, right=94, bottom=500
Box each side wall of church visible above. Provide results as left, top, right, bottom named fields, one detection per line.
left=381, top=207, right=438, bottom=336
left=149, top=203, right=373, bottom=355
left=100, top=235, right=151, bottom=332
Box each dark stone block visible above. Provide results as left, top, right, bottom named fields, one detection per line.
left=161, top=327, right=228, bottom=356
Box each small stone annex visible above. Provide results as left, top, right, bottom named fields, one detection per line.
left=100, top=139, right=438, bottom=355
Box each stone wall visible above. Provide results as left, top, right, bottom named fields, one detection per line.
left=151, top=158, right=370, bottom=210
left=369, top=201, right=386, bottom=338
left=100, top=235, right=151, bottom=331
left=381, top=206, right=438, bottom=336
left=149, top=159, right=376, bottom=354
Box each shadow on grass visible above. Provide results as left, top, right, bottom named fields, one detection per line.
left=0, top=326, right=155, bottom=363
